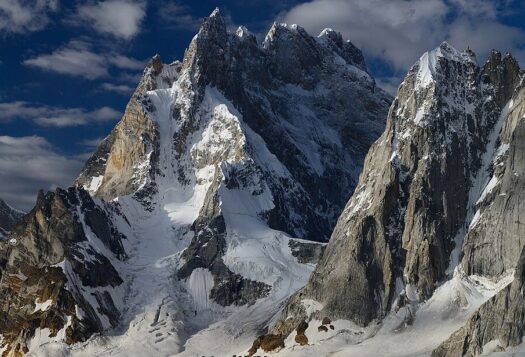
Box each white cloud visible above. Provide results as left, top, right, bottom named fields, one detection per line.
left=158, top=2, right=201, bottom=31
left=0, top=136, right=83, bottom=210
left=108, top=54, right=145, bottom=70
left=0, top=101, right=120, bottom=127
left=76, top=0, right=146, bottom=39
left=0, top=0, right=58, bottom=34
left=23, top=40, right=145, bottom=79
left=101, top=82, right=135, bottom=95
left=80, top=137, right=104, bottom=148
left=282, top=0, right=525, bottom=72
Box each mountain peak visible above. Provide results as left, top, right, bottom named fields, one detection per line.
left=415, top=41, right=477, bottom=89
left=209, top=7, right=220, bottom=18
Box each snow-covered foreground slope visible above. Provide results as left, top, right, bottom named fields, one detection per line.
left=270, top=272, right=513, bottom=357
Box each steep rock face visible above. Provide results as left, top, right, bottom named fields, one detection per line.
left=76, top=9, right=390, bottom=308
left=76, top=56, right=182, bottom=202
left=461, top=80, right=525, bottom=278
left=432, top=85, right=525, bottom=356
left=0, top=199, right=24, bottom=239
left=0, top=188, right=128, bottom=356
left=265, top=43, right=521, bottom=344
left=433, top=246, right=525, bottom=357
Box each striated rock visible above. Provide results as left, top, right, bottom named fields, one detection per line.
left=433, top=246, right=525, bottom=356
left=461, top=83, right=525, bottom=277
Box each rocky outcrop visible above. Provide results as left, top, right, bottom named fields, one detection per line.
left=433, top=246, right=525, bottom=357
left=0, top=198, right=24, bottom=239
left=76, top=56, right=182, bottom=202
left=263, top=43, right=522, bottom=346
left=0, top=188, right=127, bottom=355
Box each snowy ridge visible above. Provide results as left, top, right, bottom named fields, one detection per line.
left=416, top=41, right=477, bottom=89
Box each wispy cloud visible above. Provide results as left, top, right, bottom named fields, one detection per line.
left=80, top=137, right=104, bottom=148
left=23, top=40, right=145, bottom=79
left=282, top=0, right=525, bottom=73
left=101, top=82, right=135, bottom=95
left=75, top=0, right=146, bottom=40
left=0, top=101, right=120, bottom=127
left=158, top=1, right=201, bottom=31
left=0, top=0, right=58, bottom=34
left=0, top=136, right=84, bottom=210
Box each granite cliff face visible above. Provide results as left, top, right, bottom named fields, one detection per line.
left=0, top=9, right=391, bottom=356
left=432, top=76, right=525, bottom=357
left=258, top=43, right=524, bottom=354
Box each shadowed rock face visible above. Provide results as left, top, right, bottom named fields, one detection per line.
left=0, top=198, right=24, bottom=239
left=263, top=44, right=522, bottom=347
left=0, top=188, right=127, bottom=356
left=461, top=81, right=525, bottom=278
left=432, top=83, right=525, bottom=357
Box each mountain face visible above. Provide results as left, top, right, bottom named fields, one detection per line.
left=254, top=44, right=524, bottom=355
left=0, top=9, right=391, bottom=356
left=0, top=198, right=24, bottom=239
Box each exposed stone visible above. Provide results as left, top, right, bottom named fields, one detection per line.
left=433, top=247, right=525, bottom=356
left=288, top=240, right=325, bottom=264
left=461, top=85, right=525, bottom=278
left=264, top=43, right=522, bottom=346
left=0, top=188, right=127, bottom=354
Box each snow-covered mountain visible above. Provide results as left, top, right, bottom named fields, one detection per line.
left=0, top=198, right=24, bottom=239
left=0, top=9, right=391, bottom=356
left=251, top=44, right=525, bottom=356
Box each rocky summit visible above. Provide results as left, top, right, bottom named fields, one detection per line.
left=0, top=9, right=391, bottom=356
left=2, top=8, right=525, bottom=357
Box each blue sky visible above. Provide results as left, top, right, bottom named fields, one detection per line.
left=1, top=0, right=524, bottom=209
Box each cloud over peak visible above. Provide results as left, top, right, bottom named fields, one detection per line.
left=23, top=40, right=145, bottom=79
left=282, top=0, right=525, bottom=71
left=76, top=0, right=146, bottom=40
left=0, top=135, right=83, bottom=210
left=0, top=101, right=120, bottom=127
